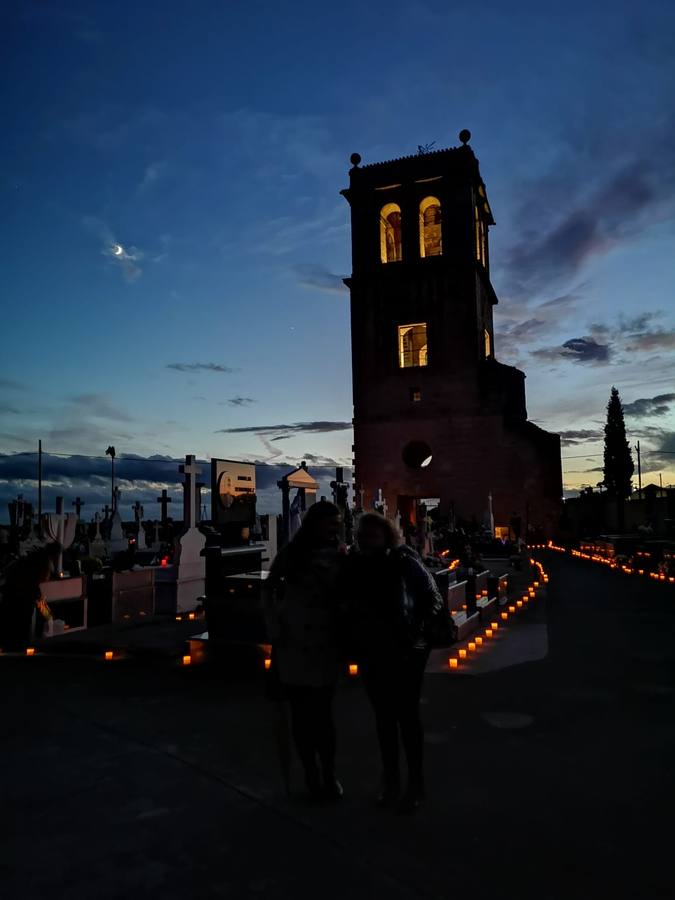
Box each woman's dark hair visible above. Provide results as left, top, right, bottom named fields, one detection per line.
left=356, top=512, right=401, bottom=550
left=271, top=500, right=342, bottom=578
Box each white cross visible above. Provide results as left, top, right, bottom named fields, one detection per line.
left=179, top=454, right=202, bottom=530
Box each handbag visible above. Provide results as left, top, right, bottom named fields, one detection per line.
left=425, top=607, right=457, bottom=649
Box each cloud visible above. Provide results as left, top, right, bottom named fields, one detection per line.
left=623, top=393, right=675, bottom=418
left=138, top=160, right=168, bottom=191
left=0, top=376, right=28, bottom=392
left=645, top=431, right=675, bottom=467
left=500, top=114, right=675, bottom=300
left=494, top=290, right=583, bottom=364
left=295, top=264, right=347, bottom=295
left=532, top=336, right=612, bottom=365
left=166, top=362, right=236, bottom=374
left=624, top=329, right=675, bottom=353
left=223, top=397, right=255, bottom=407
left=558, top=429, right=604, bottom=447
left=216, top=420, right=352, bottom=437
left=70, top=393, right=133, bottom=422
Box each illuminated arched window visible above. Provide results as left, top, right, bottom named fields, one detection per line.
left=419, top=196, right=442, bottom=257
left=474, top=204, right=487, bottom=267
left=380, top=203, right=402, bottom=263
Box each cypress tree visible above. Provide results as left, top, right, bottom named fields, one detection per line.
left=603, top=386, right=634, bottom=500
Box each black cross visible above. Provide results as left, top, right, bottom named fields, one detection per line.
left=132, top=500, right=144, bottom=522
left=103, top=504, right=111, bottom=519
left=157, top=489, right=172, bottom=525
left=72, top=497, right=85, bottom=517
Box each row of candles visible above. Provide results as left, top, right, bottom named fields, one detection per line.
left=546, top=542, right=675, bottom=584
left=446, top=558, right=549, bottom=672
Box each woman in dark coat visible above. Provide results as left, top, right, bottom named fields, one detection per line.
left=346, top=512, right=443, bottom=812
left=263, top=502, right=344, bottom=801
left=0, top=545, right=58, bottom=649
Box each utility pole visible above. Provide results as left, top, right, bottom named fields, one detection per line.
left=106, top=445, right=116, bottom=510
left=636, top=441, right=642, bottom=499
left=37, top=439, right=43, bottom=535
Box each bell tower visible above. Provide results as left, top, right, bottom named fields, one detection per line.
left=341, top=131, right=562, bottom=536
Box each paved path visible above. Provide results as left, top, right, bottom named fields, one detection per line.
left=2, top=554, right=674, bottom=899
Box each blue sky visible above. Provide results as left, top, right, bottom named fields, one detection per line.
left=1, top=0, right=675, bottom=518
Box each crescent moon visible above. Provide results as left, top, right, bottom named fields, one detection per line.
left=112, top=243, right=124, bottom=256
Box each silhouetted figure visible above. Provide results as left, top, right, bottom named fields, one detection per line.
left=263, top=502, right=344, bottom=802
left=345, top=513, right=443, bottom=813
left=0, top=545, right=60, bottom=649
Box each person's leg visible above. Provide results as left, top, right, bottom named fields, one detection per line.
left=314, top=686, right=336, bottom=774
left=314, top=685, right=342, bottom=799
left=361, top=663, right=401, bottom=799
left=396, top=650, right=429, bottom=810
left=286, top=685, right=322, bottom=798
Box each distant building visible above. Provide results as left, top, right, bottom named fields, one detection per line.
left=341, top=133, right=562, bottom=536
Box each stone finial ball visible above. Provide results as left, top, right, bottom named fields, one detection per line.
left=350, top=152, right=362, bottom=166
left=459, top=129, right=471, bottom=144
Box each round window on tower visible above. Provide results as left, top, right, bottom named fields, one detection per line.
left=402, top=441, right=433, bottom=470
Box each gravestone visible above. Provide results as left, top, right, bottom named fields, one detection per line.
left=174, top=454, right=206, bottom=612
left=90, top=513, right=107, bottom=559
left=133, top=501, right=147, bottom=550
left=43, top=496, right=77, bottom=575
left=107, top=486, right=127, bottom=555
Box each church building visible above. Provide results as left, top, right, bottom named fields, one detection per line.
left=341, top=131, right=562, bottom=537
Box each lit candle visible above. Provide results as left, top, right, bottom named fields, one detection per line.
left=175, top=615, right=183, bottom=622
left=448, top=658, right=458, bottom=669
left=468, top=642, right=476, bottom=651
left=104, top=650, right=113, bottom=661
left=188, top=612, right=196, bottom=621
left=501, top=612, right=508, bottom=620
left=475, top=636, right=483, bottom=646
left=264, top=658, right=272, bottom=670
left=182, top=655, right=192, bottom=666
left=516, top=600, right=523, bottom=608
left=508, top=606, right=516, bottom=613
left=534, top=581, right=540, bottom=588
left=348, top=663, right=359, bottom=676
left=26, top=647, right=35, bottom=656
left=459, top=648, right=467, bottom=659
left=491, top=622, right=499, bottom=630
left=485, top=629, right=493, bottom=638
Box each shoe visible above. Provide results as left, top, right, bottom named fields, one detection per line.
left=322, top=773, right=344, bottom=802
left=397, top=784, right=424, bottom=814
left=375, top=781, right=401, bottom=808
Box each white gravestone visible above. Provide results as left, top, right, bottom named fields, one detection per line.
left=107, top=486, right=127, bottom=555
left=174, top=454, right=206, bottom=612
left=43, top=497, right=77, bottom=575
left=133, top=501, right=147, bottom=550
left=90, top=513, right=107, bottom=559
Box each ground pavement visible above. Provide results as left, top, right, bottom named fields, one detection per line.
left=2, top=553, right=674, bottom=900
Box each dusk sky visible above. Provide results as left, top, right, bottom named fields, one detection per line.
left=2, top=0, right=674, bottom=518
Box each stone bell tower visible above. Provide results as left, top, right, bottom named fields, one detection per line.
left=341, top=130, right=562, bottom=536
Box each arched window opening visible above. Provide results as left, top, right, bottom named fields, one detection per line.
left=419, top=197, right=442, bottom=257
left=398, top=323, right=428, bottom=368
left=474, top=204, right=488, bottom=267
left=380, top=203, right=402, bottom=263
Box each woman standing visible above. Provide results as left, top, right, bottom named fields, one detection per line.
left=264, top=501, right=344, bottom=802
left=0, top=545, right=58, bottom=649
left=346, top=513, right=443, bottom=812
